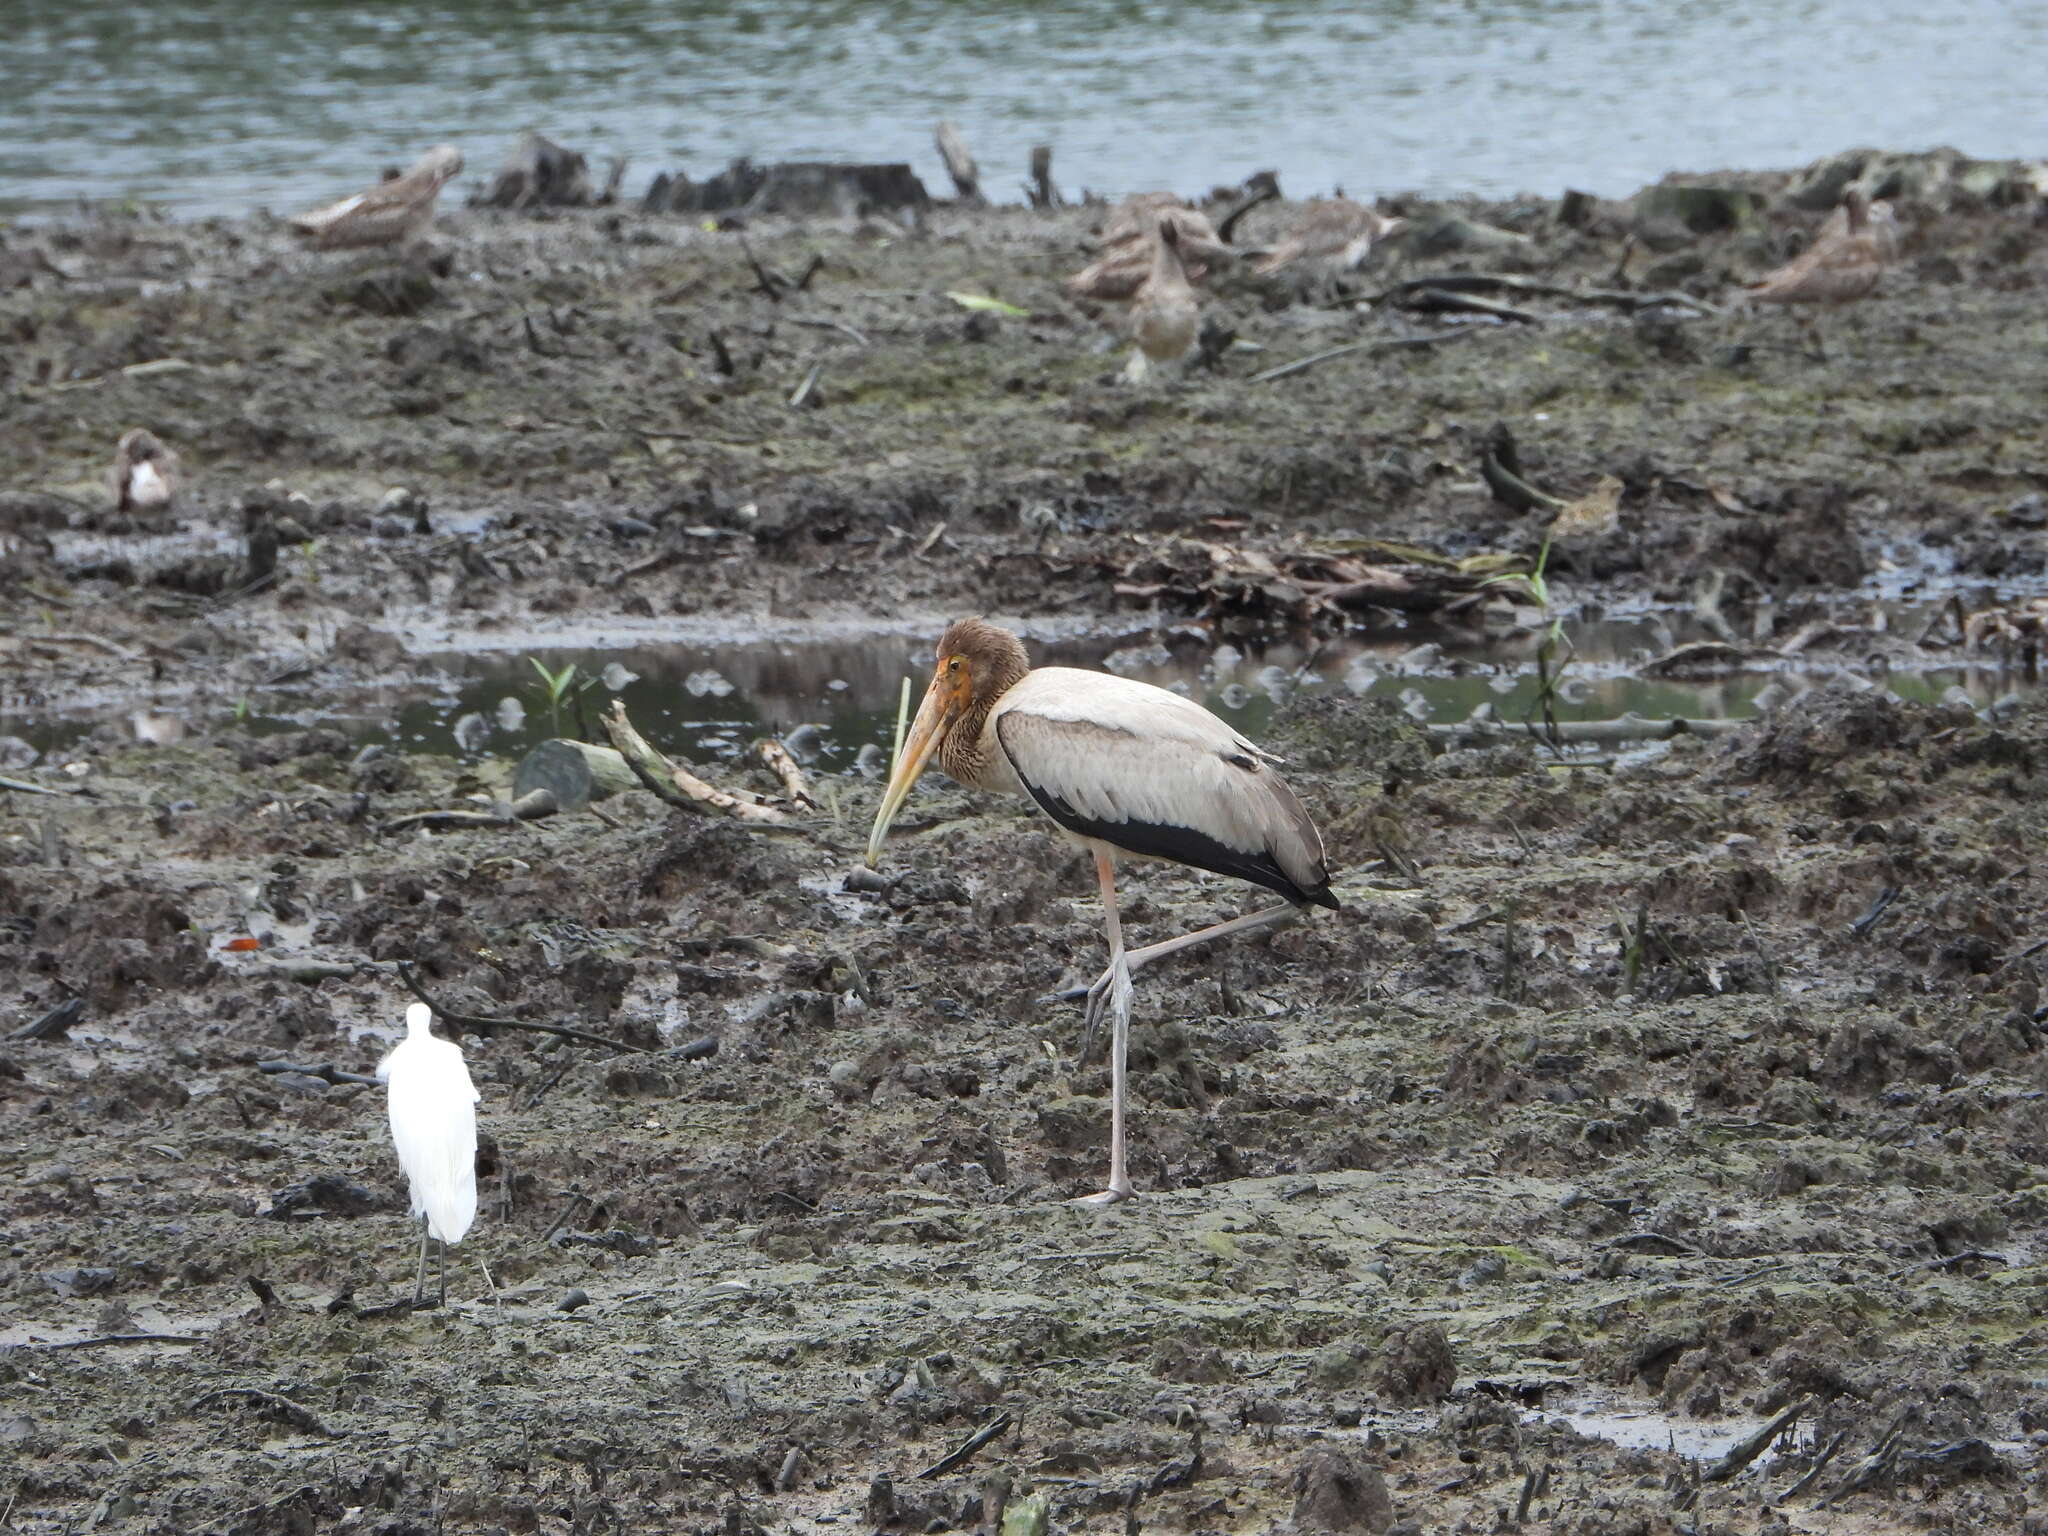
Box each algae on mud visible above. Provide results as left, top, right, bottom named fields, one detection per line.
left=4, top=151, right=2048, bottom=1533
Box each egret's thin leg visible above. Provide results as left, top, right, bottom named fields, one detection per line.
left=1071, top=852, right=1135, bottom=1206
left=436, top=1239, right=449, bottom=1309
left=411, top=1216, right=430, bottom=1308
left=1057, top=902, right=1303, bottom=1060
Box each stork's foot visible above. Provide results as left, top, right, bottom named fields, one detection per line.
left=1067, top=1182, right=1135, bottom=1207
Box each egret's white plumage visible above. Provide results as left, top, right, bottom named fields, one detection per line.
left=378, top=1003, right=479, bottom=1247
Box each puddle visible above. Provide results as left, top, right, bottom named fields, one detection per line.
left=1542, top=1392, right=1780, bottom=1464
left=5, top=601, right=2042, bottom=773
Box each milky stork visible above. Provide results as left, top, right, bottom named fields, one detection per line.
left=867, top=618, right=1338, bottom=1204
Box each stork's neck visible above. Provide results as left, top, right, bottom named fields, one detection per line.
left=939, top=666, right=1029, bottom=791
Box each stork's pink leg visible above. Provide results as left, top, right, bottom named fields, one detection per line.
left=1056, top=901, right=1303, bottom=1060
left=1070, top=851, right=1135, bottom=1205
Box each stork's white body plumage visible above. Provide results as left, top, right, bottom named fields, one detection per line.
left=378, top=1004, right=478, bottom=1301
left=981, top=668, right=1330, bottom=902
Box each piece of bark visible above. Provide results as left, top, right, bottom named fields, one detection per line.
left=752, top=738, right=817, bottom=809
left=935, top=121, right=984, bottom=206
left=476, top=131, right=598, bottom=210
left=1026, top=146, right=1060, bottom=209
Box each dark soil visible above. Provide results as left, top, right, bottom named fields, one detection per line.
left=5, top=152, right=2048, bottom=1533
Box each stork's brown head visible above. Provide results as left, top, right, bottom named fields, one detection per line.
left=866, top=619, right=1030, bottom=866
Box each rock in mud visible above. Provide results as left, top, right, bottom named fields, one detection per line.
left=1374, top=1323, right=1456, bottom=1405
left=1291, top=1445, right=1394, bottom=1533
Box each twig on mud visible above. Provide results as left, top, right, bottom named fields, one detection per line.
left=1777, top=1430, right=1847, bottom=1504
left=1848, top=886, right=1900, bottom=938
left=917, top=1413, right=1015, bottom=1480
left=382, top=788, right=559, bottom=835
left=540, top=1189, right=593, bottom=1244
left=257, top=1060, right=382, bottom=1087
left=0, top=774, right=80, bottom=798
left=8, top=997, right=83, bottom=1042
left=789, top=315, right=870, bottom=346
left=3, top=628, right=141, bottom=662
left=397, top=962, right=651, bottom=1054
left=1249, top=328, right=1484, bottom=383
left=753, top=737, right=817, bottom=809
left=737, top=233, right=788, bottom=301
left=1994, top=936, right=2048, bottom=973
left=602, top=699, right=791, bottom=827
left=28, top=1332, right=204, bottom=1351
left=190, top=1387, right=342, bottom=1439
left=1884, top=1248, right=2007, bottom=1281
left=1705, top=1398, right=1808, bottom=1483
left=789, top=363, right=825, bottom=409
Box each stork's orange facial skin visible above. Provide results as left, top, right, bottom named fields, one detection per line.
left=865, top=654, right=974, bottom=866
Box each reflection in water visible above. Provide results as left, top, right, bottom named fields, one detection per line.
left=4, top=0, right=2044, bottom=217
left=12, top=614, right=2025, bottom=773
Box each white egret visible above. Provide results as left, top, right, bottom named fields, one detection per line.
left=377, top=1003, right=480, bottom=1307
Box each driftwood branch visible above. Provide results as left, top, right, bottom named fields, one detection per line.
left=397, top=961, right=651, bottom=1054
left=918, top=1413, right=1014, bottom=1479
left=8, top=997, right=83, bottom=1041
left=0, top=773, right=77, bottom=797
left=1704, top=1398, right=1807, bottom=1483
left=753, top=738, right=817, bottom=808
left=30, top=1332, right=204, bottom=1351
left=603, top=699, right=789, bottom=825
left=1428, top=710, right=1751, bottom=748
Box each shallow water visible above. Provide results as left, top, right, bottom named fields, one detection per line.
left=3, top=1, right=2044, bottom=220
left=8, top=608, right=2037, bottom=773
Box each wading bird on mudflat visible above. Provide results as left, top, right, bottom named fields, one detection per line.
left=378, top=1003, right=480, bottom=1306
left=289, top=144, right=464, bottom=252
left=867, top=618, right=1338, bottom=1204
left=111, top=428, right=179, bottom=514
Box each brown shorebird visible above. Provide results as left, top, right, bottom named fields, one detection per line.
left=1745, top=191, right=1894, bottom=356
left=1065, top=193, right=1230, bottom=303
left=289, top=145, right=464, bottom=252
left=1251, top=197, right=1408, bottom=275
left=111, top=429, right=179, bottom=514
left=1125, top=220, right=1199, bottom=381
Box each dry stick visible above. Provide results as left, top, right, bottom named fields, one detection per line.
left=257, top=1060, right=381, bottom=1087
left=382, top=787, right=558, bottom=835
left=1250, top=328, right=1485, bottom=384
left=602, top=699, right=788, bottom=825
left=397, top=962, right=651, bottom=1053
left=788, top=363, right=824, bottom=409
left=1776, top=1431, right=1848, bottom=1504
left=30, top=1333, right=204, bottom=1351
left=1704, top=1397, right=1808, bottom=1483
left=190, top=1387, right=341, bottom=1439
left=1427, top=712, right=1750, bottom=746
left=789, top=315, right=870, bottom=346
left=753, top=738, right=817, bottom=809
left=0, top=774, right=75, bottom=797
left=1404, top=286, right=1542, bottom=324
left=6, top=629, right=141, bottom=661
left=8, top=997, right=83, bottom=1042
left=918, top=1413, right=1015, bottom=1480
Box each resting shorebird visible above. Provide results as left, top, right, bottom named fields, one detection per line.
left=1066, top=194, right=1230, bottom=304
left=1125, top=220, right=1199, bottom=381
left=289, top=145, right=464, bottom=252
left=1252, top=197, right=1408, bottom=276
left=1745, top=191, right=1894, bottom=357
left=111, top=429, right=179, bottom=514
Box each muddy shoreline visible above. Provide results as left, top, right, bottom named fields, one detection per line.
left=6, top=151, right=2048, bottom=1533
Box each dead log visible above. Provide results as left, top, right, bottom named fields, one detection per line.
left=935, top=122, right=984, bottom=206
left=642, top=156, right=929, bottom=217
left=1026, top=146, right=1061, bottom=209
left=602, top=700, right=788, bottom=825
left=475, top=131, right=600, bottom=209
left=382, top=788, right=558, bottom=834
left=514, top=738, right=638, bottom=813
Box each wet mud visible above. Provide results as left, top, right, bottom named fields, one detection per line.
left=6, top=154, right=2048, bottom=1533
